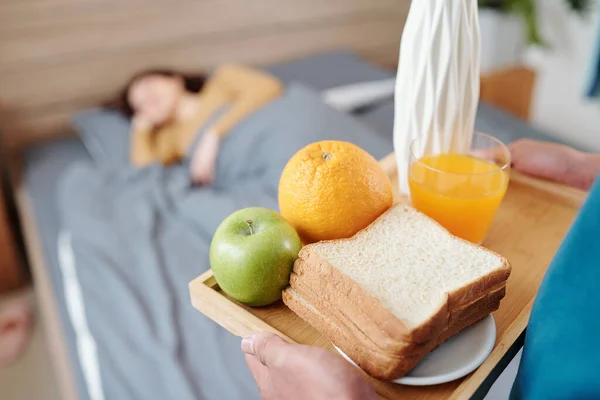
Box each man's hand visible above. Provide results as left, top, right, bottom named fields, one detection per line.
left=190, top=129, right=220, bottom=185
left=241, top=332, right=377, bottom=400
left=509, top=139, right=599, bottom=190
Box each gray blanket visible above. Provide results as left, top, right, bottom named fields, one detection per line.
left=57, top=84, right=392, bottom=400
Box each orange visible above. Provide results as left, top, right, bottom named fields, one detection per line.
left=278, top=141, right=393, bottom=243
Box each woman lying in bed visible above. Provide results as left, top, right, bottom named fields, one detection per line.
left=113, top=64, right=283, bottom=184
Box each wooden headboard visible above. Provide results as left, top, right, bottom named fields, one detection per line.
left=0, top=0, right=410, bottom=151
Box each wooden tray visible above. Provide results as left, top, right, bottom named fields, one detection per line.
left=189, top=153, right=586, bottom=400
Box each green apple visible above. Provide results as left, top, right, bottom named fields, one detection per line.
left=210, top=207, right=302, bottom=307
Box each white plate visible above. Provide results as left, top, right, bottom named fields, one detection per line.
left=334, top=315, right=496, bottom=386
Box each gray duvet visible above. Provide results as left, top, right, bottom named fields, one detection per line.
left=57, top=84, right=392, bottom=400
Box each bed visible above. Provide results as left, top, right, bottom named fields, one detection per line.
left=0, top=2, right=575, bottom=400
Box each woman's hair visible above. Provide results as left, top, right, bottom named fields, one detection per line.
left=106, top=69, right=207, bottom=118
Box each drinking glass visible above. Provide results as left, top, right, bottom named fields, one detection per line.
left=408, top=132, right=511, bottom=244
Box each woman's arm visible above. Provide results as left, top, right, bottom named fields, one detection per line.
left=186, top=64, right=283, bottom=185
left=130, top=118, right=157, bottom=167
left=207, top=64, right=284, bottom=137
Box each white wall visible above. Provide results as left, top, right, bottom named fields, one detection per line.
left=528, top=0, right=600, bottom=152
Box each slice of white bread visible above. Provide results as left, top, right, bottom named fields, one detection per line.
left=293, top=205, right=510, bottom=344
left=283, top=288, right=499, bottom=380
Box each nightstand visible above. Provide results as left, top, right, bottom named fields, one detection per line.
left=0, top=142, right=24, bottom=294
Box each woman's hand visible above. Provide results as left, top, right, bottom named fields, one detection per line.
left=132, top=115, right=154, bottom=132
left=242, top=332, right=378, bottom=400
left=190, top=129, right=220, bottom=185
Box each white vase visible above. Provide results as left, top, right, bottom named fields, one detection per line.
left=393, top=0, right=481, bottom=194
left=479, top=9, right=526, bottom=73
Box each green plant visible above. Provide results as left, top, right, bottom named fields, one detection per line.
left=478, top=0, right=593, bottom=45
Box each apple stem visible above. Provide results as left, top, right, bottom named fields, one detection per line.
left=247, top=220, right=254, bottom=235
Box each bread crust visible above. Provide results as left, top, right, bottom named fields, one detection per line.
left=450, top=285, right=504, bottom=325
left=283, top=289, right=499, bottom=380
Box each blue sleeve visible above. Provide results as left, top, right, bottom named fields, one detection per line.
left=511, top=178, right=600, bottom=399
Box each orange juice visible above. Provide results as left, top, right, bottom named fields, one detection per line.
left=409, top=153, right=509, bottom=244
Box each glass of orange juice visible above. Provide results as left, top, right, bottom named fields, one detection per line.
left=408, top=132, right=511, bottom=244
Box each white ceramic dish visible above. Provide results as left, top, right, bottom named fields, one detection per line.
left=334, top=314, right=496, bottom=386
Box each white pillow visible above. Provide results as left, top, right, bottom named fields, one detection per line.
left=321, top=78, right=396, bottom=112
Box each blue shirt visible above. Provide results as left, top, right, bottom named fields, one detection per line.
left=512, top=178, right=600, bottom=399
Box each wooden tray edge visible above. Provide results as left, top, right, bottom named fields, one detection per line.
left=189, top=270, right=295, bottom=343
